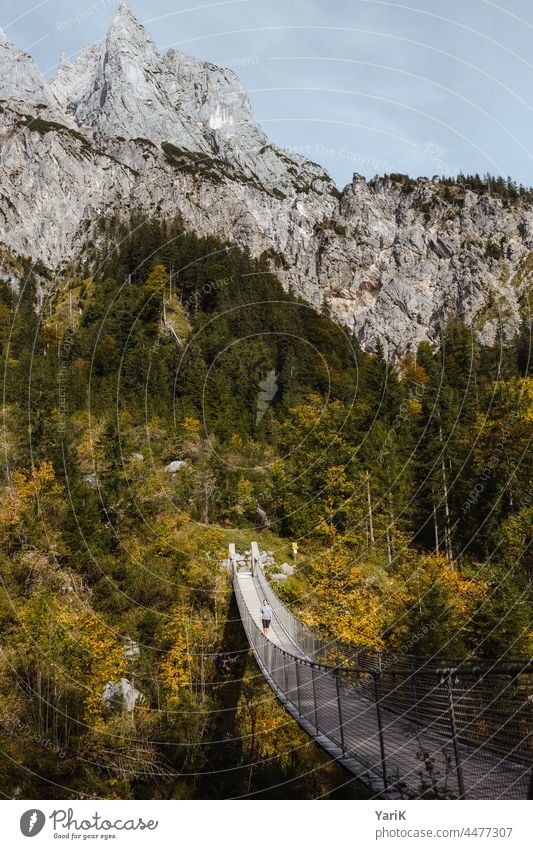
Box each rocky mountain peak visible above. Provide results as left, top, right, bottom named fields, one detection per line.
left=51, top=4, right=163, bottom=139
left=50, top=3, right=252, bottom=154
left=48, top=3, right=329, bottom=192
left=106, top=1, right=157, bottom=54
left=0, top=26, right=62, bottom=116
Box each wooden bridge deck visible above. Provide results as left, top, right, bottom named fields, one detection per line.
left=234, top=564, right=531, bottom=800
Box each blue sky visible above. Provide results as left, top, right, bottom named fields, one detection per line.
left=3, top=0, right=533, bottom=188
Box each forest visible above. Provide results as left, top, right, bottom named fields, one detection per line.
left=0, top=216, right=530, bottom=799
left=381, top=171, right=533, bottom=203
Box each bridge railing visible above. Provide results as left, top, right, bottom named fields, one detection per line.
left=234, top=550, right=532, bottom=799
left=255, top=559, right=532, bottom=766
left=233, top=566, right=393, bottom=794
left=253, top=559, right=331, bottom=662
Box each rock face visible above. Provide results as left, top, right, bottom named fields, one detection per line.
left=103, top=677, right=144, bottom=713
left=0, top=26, right=67, bottom=119
left=0, top=3, right=531, bottom=355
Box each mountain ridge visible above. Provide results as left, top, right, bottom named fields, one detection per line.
left=0, top=2, right=531, bottom=355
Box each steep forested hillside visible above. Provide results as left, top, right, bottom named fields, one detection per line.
left=0, top=219, right=530, bottom=798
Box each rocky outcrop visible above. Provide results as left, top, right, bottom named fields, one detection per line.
left=320, top=176, right=532, bottom=351
left=0, top=26, right=69, bottom=120
left=0, top=3, right=531, bottom=355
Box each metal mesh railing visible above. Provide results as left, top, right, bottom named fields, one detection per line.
left=234, top=558, right=533, bottom=799
left=253, top=562, right=330, bottom=661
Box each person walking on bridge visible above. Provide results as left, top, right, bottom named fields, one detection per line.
left=260, top=599, right=272, bottom=635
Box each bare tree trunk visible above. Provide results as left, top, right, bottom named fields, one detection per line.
left=388, top=492, right=396, bottom=567
left=433, top=502, right=440, bottom=555
left=439, top=440, right=453, bottom=564
left=366, top=471, right=374, bottom=547
left=203, top=493, right=209, bottom=523
left=36, top=668, right=43, bottom=737
left=185, top=624, right=193, bottom=696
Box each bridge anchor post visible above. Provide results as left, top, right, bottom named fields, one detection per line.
left=295, top=661, right=302, bottom=716
left=228, top=543, right=236, bottom=575
left=334, top=667, right=346, bottom=754
left=250, top=541, right=260, bottom=577
left=445, top=672, right=466, bottom=799
left=373, top=670, right=388, bottom=789
left=311, top=664, right=319, bottom=732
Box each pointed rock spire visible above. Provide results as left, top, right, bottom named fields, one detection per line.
left=106, top=1, right=156, bottom=52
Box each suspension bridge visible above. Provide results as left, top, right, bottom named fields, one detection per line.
left=230, top=543, right=532, bottom=799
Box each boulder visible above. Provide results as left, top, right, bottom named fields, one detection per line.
left=165, top=460, right=187, bottom=473
left=102, top=677, right=144, bottom=712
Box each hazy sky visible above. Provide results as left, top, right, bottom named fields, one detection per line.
left=2, top=0, right=533, bottom=188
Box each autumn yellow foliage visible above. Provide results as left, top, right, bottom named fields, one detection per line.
left=159, top=609, right=192, bottom=702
